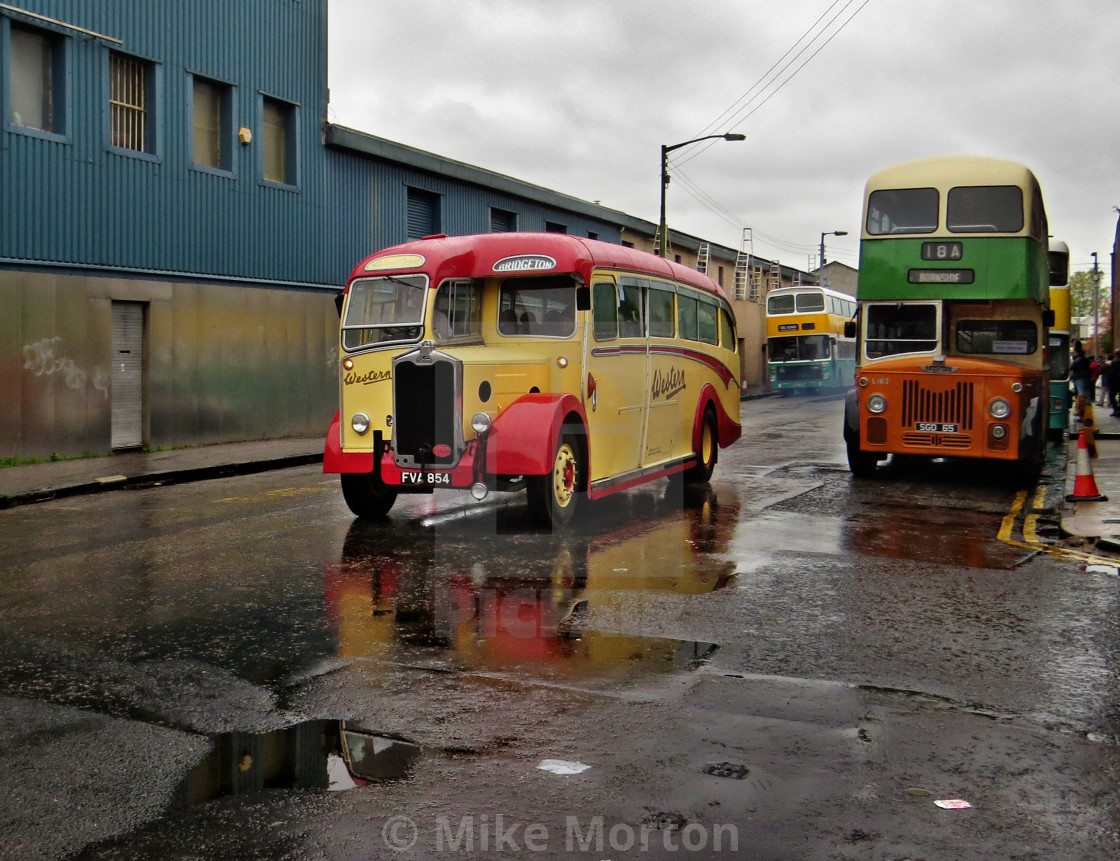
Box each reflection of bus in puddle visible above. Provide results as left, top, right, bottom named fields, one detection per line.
left=322, top=487, right=738, bottom=683
left=175, top=492, right=739, bottom=805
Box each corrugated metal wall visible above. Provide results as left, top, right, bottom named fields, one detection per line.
left=0, top=0, right=371, bottom=287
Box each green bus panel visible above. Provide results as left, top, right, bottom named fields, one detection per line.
left=858, top=237, right=1049, bottom=303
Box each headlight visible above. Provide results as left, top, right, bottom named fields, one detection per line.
left=867, top=393, right=887, bottom=414
left=350, top=412, right=370, bottom=435
left=471, top=412, right=492, bottom=436
left=989, top=398, right=1011, bottom=419
left=991, top=425, right=1007, bottom=440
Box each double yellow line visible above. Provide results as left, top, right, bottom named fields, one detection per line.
left=999, top=486, right=1119, bottom=568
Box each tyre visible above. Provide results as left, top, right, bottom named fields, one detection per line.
left=527, top=425, right=583, bottom=528
left=340, top=472, right=399, bottom=518
left=683, top=407, right=718, bottom=484
left=845, top=431, right=879, bottom=477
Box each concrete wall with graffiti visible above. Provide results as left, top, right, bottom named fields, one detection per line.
left=1, top=270, right=337, bottom=460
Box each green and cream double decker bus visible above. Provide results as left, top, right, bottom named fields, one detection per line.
left=844, top=156, right=1067, bottom=483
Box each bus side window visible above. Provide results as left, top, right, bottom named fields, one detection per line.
left=678, top=293, right=698, bottom=341
left=697, top=300, right=718, bottom=345
left=720, top=308, right=736, bottom=351
left=648, top=287, right=675, bottom=338
left=618, top=282, right=644, bottom=338
left=593, top=282, right=618, bottom=341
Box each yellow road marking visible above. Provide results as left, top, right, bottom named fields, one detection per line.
left=998, top=486, right=1119, bottom=568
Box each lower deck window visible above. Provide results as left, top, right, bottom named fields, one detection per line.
left=865, top=304, right=938, bottom=357
left=955, top=320, right=1037, bottom=355
left=770, top=334, right=831, bottom=361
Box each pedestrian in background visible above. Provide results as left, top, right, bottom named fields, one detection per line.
left=1071, top=340, right=1092, bottom=400
left=1099, top=353, right=1112, bottom=408
left=1090, top=354, right=1101, bottom=403
left=1108, top=350, right=1120, bottom=416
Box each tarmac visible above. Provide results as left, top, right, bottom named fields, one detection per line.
left=2, top=425, right=1120, bottom=561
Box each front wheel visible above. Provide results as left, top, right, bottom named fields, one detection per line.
left=527, top=426, right=583, bottom=529
left=340, top=472, right=399, bottom=518
left=845, top=431, right=879, bottom=477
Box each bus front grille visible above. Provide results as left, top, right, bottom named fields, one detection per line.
left=902, top=380, right=974, bottom=430
left=902, top=432, right=973, bottom=449
left=393, top=357, right=460, bottom=467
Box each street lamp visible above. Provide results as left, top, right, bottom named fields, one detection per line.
left=1092, top=251, right=1101, bottom=354
left=659, top=133, right=746, bottom=258
left=819, top=230, right=848, bottom=272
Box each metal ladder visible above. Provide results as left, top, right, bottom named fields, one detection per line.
left=696, top=242, right=710, bottom=274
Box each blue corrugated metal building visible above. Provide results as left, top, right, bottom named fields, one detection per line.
left=1, top=0, right=794, bottom=460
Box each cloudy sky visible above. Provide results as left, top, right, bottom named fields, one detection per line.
left=326, top=0, right=1117, bottom=280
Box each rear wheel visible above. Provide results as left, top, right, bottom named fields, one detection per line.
left=340, top=472, right=399, bottom=518
left=683, top=407, right=718, bottom=484
left=527, top=425, right=583, bottom=528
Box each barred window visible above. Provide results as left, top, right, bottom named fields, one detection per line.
left=110, top=51, right=152, bottom=152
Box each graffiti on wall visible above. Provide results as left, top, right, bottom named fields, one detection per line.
left=23, top=337, right=109, bottom=399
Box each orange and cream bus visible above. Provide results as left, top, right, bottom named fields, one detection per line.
left=766, top=285, right=856, bottom=392
left=844, top=156, right=1065, bottom=483
left=324, top=233, right=742, bottom=527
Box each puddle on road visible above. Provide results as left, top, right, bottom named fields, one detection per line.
left=174, top=720, right=424, bottom=805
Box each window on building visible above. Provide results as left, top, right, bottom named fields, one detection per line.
left=545, top=221, right=567, bottom=234
left=9, top=23, right=63, bottom=134
left=110, top=51, right=154, bottom=152
left=489, top=207, right=516, bottom=232
left=262, top=96, right=295, bottom=184
left=192, top=76, right=231, bottom=170
left=407, top=187, right=440, bottom=239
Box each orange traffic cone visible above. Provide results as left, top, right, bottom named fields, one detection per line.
left=1066, top=419, right=1108, bottom=502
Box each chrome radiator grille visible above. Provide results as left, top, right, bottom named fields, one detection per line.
left=901, top=380, right=975, bottom=430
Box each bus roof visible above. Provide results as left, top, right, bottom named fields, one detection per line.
left=865, top=155, right=1041, bottom=197
left=348, top=233, right=730, bottom=303
left=766, top=285, right=854, bottom=301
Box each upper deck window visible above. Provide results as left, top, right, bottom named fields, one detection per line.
left=767, top=294, right=795, bottom=314
left=866, top=188, right=938, bottom=235
left=796, top=292, right=825, bottom=312
left=946, top=186, right=1023, bottom=233
left=342, top=275, right=426, bottom=350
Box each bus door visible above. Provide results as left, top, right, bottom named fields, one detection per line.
left=586, top=276, right=646, bottom=482
left=643, top=281, right=683, bottom=465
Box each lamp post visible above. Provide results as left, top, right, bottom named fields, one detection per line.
left=819, top=230, right=848, bottom=274
left=659, top=133, right=746, bottom=258
left=1092, top=251, right=1101, bottom=354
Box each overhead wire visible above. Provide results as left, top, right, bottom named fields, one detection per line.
left=663, top=0, right=873, bottom=256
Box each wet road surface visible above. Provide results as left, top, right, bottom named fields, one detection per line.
left=0, top=394, right=1118, bottom=859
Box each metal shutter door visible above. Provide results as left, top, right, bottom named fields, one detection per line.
left=406, top=189, right=437, bottom=239
left=111, top=302, right=144, bottom=449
